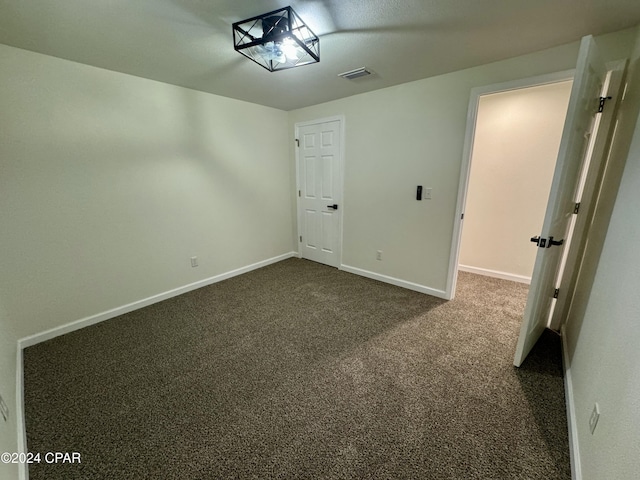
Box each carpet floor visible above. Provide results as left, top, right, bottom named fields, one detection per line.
left=24, top=258, right=570, bottom=479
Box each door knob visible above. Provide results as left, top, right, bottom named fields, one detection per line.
left=547, top=236, right=564, bottom=247
left=327, top=204, right=338, bottom=210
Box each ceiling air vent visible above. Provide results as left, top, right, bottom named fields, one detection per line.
left=338, top=67, right=371, bottom=80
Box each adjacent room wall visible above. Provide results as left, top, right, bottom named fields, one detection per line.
left=459, top=81, right=572, bottom=282
left=564, top=26, right=640, bottom=480
left=0, top=44, right=292, bottom=341
left=288, top=28, right=636, bottom=294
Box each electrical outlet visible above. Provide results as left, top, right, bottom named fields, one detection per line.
left=589, top=402, right=600, bottom=434
left=0, top=394, right=8, bottom=422
left=190, top=256, right=198, bottom=268
left=376, top=250, right=383, bottom=261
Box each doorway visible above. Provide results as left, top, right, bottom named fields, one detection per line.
left=449, top=36, right=626, bottom=367
left=448, top=70, right=576, bottom=299
left=295, top=117, right=345, bottom=268
left=458, top=80, right=573, bottom=285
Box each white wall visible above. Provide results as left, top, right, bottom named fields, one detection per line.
left=564, top=26, right=640, bottom=480
left=459, top=81, right=572, bottom=281
left=0, top=45, right=293, bottom=340
left=288, top=28, right=636, bottom=295
left=0, top=303, right=19, bottom=480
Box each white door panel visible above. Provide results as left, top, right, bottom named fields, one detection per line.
left=304, top=210, right=318, bottom=249
left=322, top=155, right=334, bottom=199
left=549, top=62, right=625, bottom=330
left=321, top=212, right=334, bottom=252
left=298, top=119, right=343, bottom=267
left=514, top=36, right=607, bottom=367
left=304, top=157, right=316, bottom=197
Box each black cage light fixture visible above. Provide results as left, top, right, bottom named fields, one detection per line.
left=232, top=6, right=319, bottom=72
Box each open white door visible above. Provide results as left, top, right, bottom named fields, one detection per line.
left=549, top=61, right=626, bottom=331
left=513, top=36, right=608, bottom=367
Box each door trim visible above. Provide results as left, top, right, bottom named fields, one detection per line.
left=445, top=69, right=575, bottom=300
left=295, top=115, right=346, bottom=267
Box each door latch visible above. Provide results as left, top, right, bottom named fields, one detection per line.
left=547, top=236, right=564, bottom=247
left=531, top=235, right=564, bottom=248
left=530, top=236, right=545, bottom=248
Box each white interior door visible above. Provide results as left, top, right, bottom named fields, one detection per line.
left=297, top=119, right=343, bottom=268
left=514, top=36, right=608, bottom=367
left=549, top=62, right=625, bottom=331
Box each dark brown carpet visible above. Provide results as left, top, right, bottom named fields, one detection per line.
left=23, top=258, right=570, bottom=479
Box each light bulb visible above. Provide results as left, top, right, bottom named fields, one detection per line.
left=281, top=37, right=299, bottom=61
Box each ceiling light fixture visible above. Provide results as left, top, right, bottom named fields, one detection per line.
left=232, top=6, right=320, bottom=72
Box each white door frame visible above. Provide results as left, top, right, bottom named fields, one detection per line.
left=295, top=115, right=346, bottom=267
left=445, top=70, right=575, bottom=300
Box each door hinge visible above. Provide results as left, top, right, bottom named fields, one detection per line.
left=299, top=235, right=302, bottom=242
left=553, top=288, right=560, bottom=299
left=461, top=213, right=464, bottom=220
left=298, top=190, right=301, bottom=197
left=574, top=202, right=581, bottom=214
left=598, top=96, right=612, bottom=113
left=295, top=139, right=299, bottom=147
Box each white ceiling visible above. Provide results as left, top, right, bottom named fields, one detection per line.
left=1, top=0, right=640, bottom=110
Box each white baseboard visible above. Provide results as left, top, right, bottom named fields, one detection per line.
left=458, top=264, right=531, bottom=284
left=561, top=325, right=582, bottom=480
left=18, top=252, right=296, bottom=349
left=340, top=264, right=448, bottom=299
